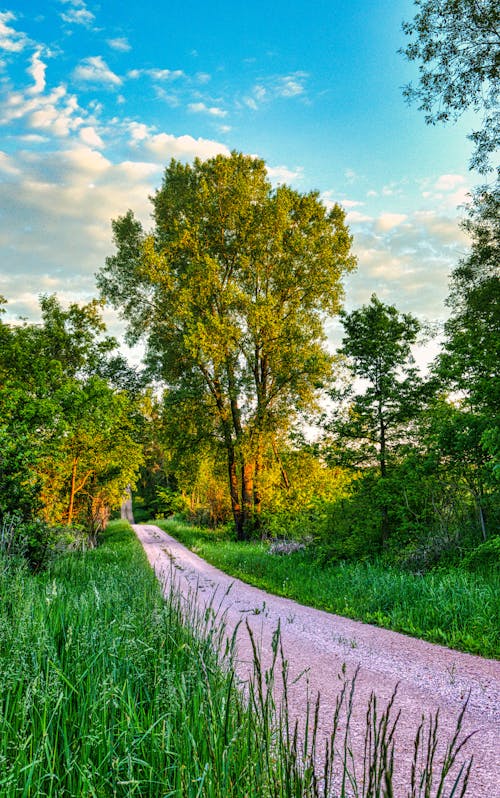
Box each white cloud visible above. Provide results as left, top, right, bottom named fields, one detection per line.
left=73, top=56, right=122, bottom=87
left=107, top=37, right=131, bottom=52
left=127, top=68, right=184, bottom=81
left=149, top=68, right=184, bottom=81
left=0, top=151, right=20, bottom=176
left=276, top=73, right=307, bottom=97
left=79, top=125, right=104, bottom=148
left=375, top=213, right=408, bottom=232
left=341, top=199, right=365, bottom=209
left=60, top=0, right=95, bottom=28
left=0, top=146, right=159, bottom=303
left=0, top=11, right=28, bottom=52
left=188, top=101, right=227, bottom=118
left=2, top=84, right=85, bottom=138
left=143, top=131, right=230, bottom=161
left=127, top=121, right=151, bottom=143
left=343, top=206, right=470, bottom=318
left=27, top=49, right=47, bottom=95
left=244, top=73, right=308, bottom=109
left=434, top=174, right=465, bottom=192
left=267, top=164, right=303, bottom=184
left=346, top=209, right=373, bottom=224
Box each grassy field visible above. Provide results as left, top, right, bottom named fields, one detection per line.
left=0, top=519, right=477, bottom=796
left=155, top=519, right=500, bottom=659
left=0, top=520, right=321, bottom=797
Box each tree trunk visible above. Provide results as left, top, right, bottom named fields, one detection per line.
left=67, top=457, right=78, bottom=526
left=241, top=460, right=255, bottom=539
left=227, top=449, right=244, bottom=539
left=378, top=407, right=390, bottom=546
left=254, top=447, right=263, bottom=517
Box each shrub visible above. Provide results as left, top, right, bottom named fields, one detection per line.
left=462, top=536, right=500, bottom=573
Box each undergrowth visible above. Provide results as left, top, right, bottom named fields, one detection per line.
left=155, top=518, right=499, bottom=659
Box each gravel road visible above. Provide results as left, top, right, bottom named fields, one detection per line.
left=134, top=523, right=500, bottom=797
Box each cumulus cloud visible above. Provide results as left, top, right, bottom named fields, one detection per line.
left=0, top=150, right=20, bottom=176
left=107, top=37, right=131, bottom=52
left=266, top=164, right=303, bottom=184
left=142, top=131, right=230, bottom=161
left=73, top=56, right=122, bottom=87
left=1, top=84, right=85, bottom=138
left=343, top=207, right=470, bottom=318
left=60, top=0, right=95, bottom=28
left=188, top=101, right=227, bottom=117
left=79, top=125, right=104, bottom=148
left=434, top=174, right=465, bottom=192
left=0, top=10, right=28, bottom=52
left=374, top=213, right=408, bottom=232
left=0, top=146, right=158, bottom=305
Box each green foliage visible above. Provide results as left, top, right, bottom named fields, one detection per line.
left=98, top=152, right=356, bottom=538
left=438, top=184, right=500, bottom=420
left=0, top=296, right=144, bottom=545
left=327, top=295, right=427, bottom=544
left=401, top=0, right=499, bottom=173
left=157, top=519, right=499, bottom=658
left=462, top=536, right=500, bottom=573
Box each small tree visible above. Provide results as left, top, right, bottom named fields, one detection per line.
left=327, top=295, right=426, bottom=544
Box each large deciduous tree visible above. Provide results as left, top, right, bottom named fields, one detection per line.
left=401, top=0, right=499, bottom=173
left=98, top=152, right=356, bottom=539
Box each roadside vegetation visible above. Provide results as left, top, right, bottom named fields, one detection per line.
left=0, top=520, right=474, bottom=797
left=155, top=518, right=500, bottom=659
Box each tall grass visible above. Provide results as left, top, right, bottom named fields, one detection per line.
left=156, top=519, right=500, bottom=658
left=0, top=520, right=473, bottom=796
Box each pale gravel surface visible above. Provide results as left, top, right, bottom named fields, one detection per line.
left=134, top=524, right=500, bottom=797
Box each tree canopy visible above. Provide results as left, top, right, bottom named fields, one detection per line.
left=98, top=152, right=356, bottom=538
left=401, top=0, right=499, bottom=173
left=0, top=296, right=143, bottom=550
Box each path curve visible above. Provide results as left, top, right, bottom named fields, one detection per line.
left=134, top=524, right=500, bottom=796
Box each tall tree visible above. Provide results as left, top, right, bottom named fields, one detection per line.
left=327, top=295, right=425, bottom=544
left=98, top=152, right=356, bottom=539
left=401, top=0, right=499, bottom=173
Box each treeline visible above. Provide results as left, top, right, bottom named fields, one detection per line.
left=101, top=154, right=497, bottom=573
left=0, top=295, right=144, bottom=566
left=1, top=155, right=498, bottom=574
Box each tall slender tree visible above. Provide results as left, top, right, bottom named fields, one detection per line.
left=327, top=295, right=425, bottom=544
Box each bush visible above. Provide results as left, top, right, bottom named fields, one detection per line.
left=462, top=536, right=500, bottom=573
left=0, top=513, right=84, bottom=570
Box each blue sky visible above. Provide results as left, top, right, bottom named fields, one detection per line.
left=0, top=0, right=477, bottom=358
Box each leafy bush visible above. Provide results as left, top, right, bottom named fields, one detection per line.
left=462, top=536, right=500, bottom=573
left=0, top=513, right=83, bottom=570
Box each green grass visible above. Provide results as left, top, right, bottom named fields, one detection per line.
left=0, top=521, right=314, bottom=797
left=0, top=519, right=476, bottom=797
left=155, top=519, right=500, bottom=659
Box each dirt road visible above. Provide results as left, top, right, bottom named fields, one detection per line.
left=134, top=523, right=500, bottom=797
